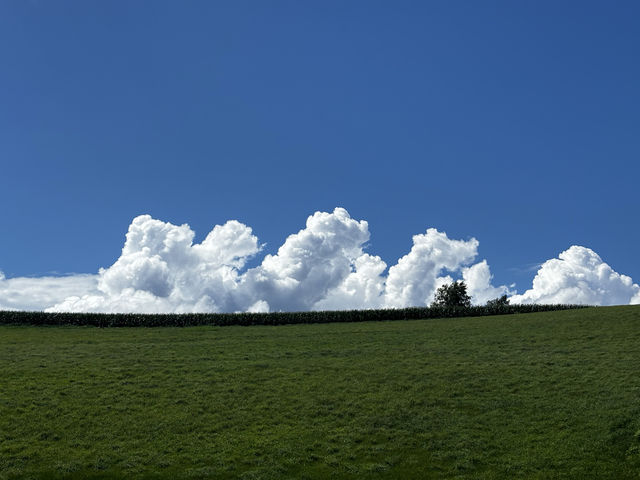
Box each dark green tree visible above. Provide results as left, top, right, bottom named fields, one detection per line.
left=486, top=295, right=510, bottom=308
left=431, top=281, right=472, bottom=308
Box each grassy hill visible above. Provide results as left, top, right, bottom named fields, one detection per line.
left=1, top=306, right=639, bottom=479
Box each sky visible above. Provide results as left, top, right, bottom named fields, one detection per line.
left=1, top=1, right=639, bottom=312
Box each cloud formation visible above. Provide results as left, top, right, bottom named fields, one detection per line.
left=0, top=208, right=638, bottom=313
left=463, top=260, right=514, bottom=305
left=240, top=208, right=371, bottom=312
left=510, top=246, right=640, bottom=306
left=0, top=273, right=98, bottom=311
left=44, top=208, right=503, bottom=313
left=49, top=215, right=262, bottom=313
left=384, top=229, right=479, bottom=308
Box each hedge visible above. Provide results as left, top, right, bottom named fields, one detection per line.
left=0, top=304, right=589, bottom=328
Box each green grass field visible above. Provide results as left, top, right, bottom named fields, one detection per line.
left=1, top=306, right=639, bottom=479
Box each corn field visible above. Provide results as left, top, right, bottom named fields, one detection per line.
left=0, top=304, right=588, bottom=328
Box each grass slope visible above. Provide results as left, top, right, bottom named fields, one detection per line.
left=1, top=306, right=639, bottom=479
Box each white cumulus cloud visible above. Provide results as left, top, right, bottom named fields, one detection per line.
left=509, top=246, right=640, bottom=306
left=0, top=273, right=99, bottom=311
left=463, top=260, right=514, bottom=305
left=383, top=229, right=479, bottom=308
left=2, top=208, right=637, bottom=313
left=48, top=214, right=262, bottom=313
left=313, top=253, right=387, bottom=310
left=240, top=207, right=372, bottom=312
left=43, top=208, right=506, bottom=313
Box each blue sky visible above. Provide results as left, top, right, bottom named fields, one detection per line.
left=1, top=1, right=639, bottom=312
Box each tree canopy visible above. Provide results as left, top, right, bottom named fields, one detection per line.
left=431, top=281, right=472, bottom=308
left=486, top=295, right=510, bottom=308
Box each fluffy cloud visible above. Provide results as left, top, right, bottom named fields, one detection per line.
left=510, top=246, right=640, bottom=306
left=384, top=229, right=479, bottom=308
left=241, top=208, right=372, bottom=312
left=1, top=209, right=637, bottom=313
left=0, top=273, right=99, bottom=311
left=463, top=260, right=514, bottom=305
left=41, top=208, right=503, bottom=313
left=313, top=253, right=387, bottom=310
left=46, top=208, right=374, bottom=313
left=48, top=215, right=262, bottom=313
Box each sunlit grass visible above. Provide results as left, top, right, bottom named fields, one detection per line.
left=1, top=306, right=639, bottom=479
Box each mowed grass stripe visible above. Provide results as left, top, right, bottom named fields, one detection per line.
left=1, top=306, right=639, bottom=479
